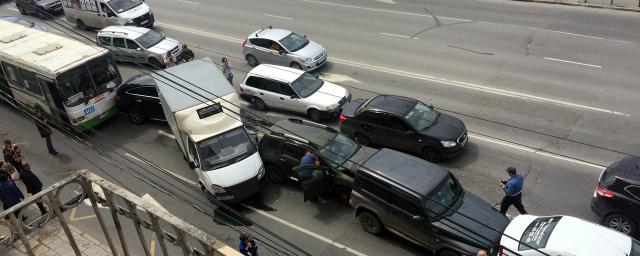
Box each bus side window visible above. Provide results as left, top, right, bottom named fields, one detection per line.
left=19, top=69, right=43, bottom=96
left=2, top=62, right=21, bottom=86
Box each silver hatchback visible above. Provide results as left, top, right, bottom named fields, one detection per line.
left=242, top=27, right=327, bottom=71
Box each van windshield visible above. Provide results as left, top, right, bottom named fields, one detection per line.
left=424, top=175, right=463, bottom=218
left=107, top=0, right=143, bottom=13
left=135, top=30, right=165, bottom=49
left=197, top=127, right=257, bottom=171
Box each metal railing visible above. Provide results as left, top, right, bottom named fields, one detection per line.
left=0, top=170, right=241, bottom=256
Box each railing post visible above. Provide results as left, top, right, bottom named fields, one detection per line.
left=80, top=179, right=120, bottom=256
left=172, top=226, right=191, bottom=256
left=125, top=200, right=151, bottom=256
left=46, top=192, right=82, bottom=256
left=8, top=213, right=35, bottom=256
left=103, top=190, right=131, bottom=256
left=148, top=213, right=170, bottom=256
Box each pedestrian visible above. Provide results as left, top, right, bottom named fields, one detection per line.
left=238, top=233, right=258, bottom=256
left=35, top=109, right=58, bottom=155
left=476, top=249, right=488, bottom=256
left=163, top=50, right=176, bottom=68
left=0, top=171, right=27, bottom=220
left=500, top=167, right=527, bottom=215
left=19, top=163, right=47, bottom=215
left=179, top=44, right=194, bottom=63
left=221, top=57, right=233, bottom=85
left=3, top=139, right=23, bottom=173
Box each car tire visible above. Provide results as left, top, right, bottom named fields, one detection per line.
left=266, top=164, right=285, bottom=184
left=307, top=109, right=321, bottom=122
left=76, top=19, right=86, bottom=30
left=253, top=98, right=267, bottom=111
left=148, top=58, right=163, bottom=69
left=437, top=249, right=460, bottom=256
left=353, top=133, right=371, bottom=146
left=605, top=213, right=637, bottom=235
left=128, top=109, right=146, bottom=124
left=246, top=54, right=259, bottom=66
left=422, top=147, right=442, bottom=163
left=290, top=62, right=303, bottom=70
left=359, top=211, right=383, bottom=235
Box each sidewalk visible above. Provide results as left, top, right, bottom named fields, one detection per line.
left=511, top=0, right=640, bottom=12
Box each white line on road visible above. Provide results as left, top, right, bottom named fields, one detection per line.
left=124, top=152, right=198, bottom=186
left=155, top=22, right=242, bottom=43
left=157, top=130, right=176, bottom=139
left=264, top=14, right=293, bottom=20
left=543, top=29, right=633, bottom=44
left=243, top=205, right=368, bottom=256
left=8, top=7, right=18, bottom=11
left=379, top=32, right=419, bottom=40
left=543, top=57, right=602, bottom=69
left=176, top=0, right=199, bottom=4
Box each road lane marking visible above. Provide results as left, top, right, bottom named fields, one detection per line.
left=543, top=57, right=602, bottom=69
left=264, top=14, right=293, bottom=20
left=157, top=130, right=176, bottom=139
left=379, top=32, right=419, bottom=39
left=376, top=0, right=396, bottom=3
left=155, top=22, right=629, bottom=116
left=124, top=152, right=198, bottom=186
left=543, top=29, right=633, bottom=44
left=469, top=133, right=606, bottom=170
left=176, top=0, right=198, bottom=4
left=243, top=205, right=368, bottom=256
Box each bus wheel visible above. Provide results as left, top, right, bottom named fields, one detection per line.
left=77, top=20, right=87, bottom=30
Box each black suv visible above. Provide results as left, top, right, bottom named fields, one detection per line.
left=115, top=74, right=165, bottom=124
left=16, top=0, right=63, bottom=19
left=339, top=95, right=467, bottom=162
left=350, top=148, right=508, bottom=255
left=592, top=156, right=640, bottom=237
left=258, top=118, right=379, bottom=203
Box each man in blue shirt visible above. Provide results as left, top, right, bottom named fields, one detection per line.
left=499, top=167, right=527, bottom=215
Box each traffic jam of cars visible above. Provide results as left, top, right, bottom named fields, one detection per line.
left=5, top=0, right=640, bottom=255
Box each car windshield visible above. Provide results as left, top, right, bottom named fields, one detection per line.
left=107, top=0, right=143, bottom=13
left=135, top=30, right=165, bottom=49
left=404, top=102, right=439, bottom=131
left=279, top=32, right=309, bottom=52
left=317, top=133, right=359, bottom=168
left=424, top=175, right=463, bottom=218
left=197, top=127, right=257, bottom=171
left=291, top=72, right=323, bottom=98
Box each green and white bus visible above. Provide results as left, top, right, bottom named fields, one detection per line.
left=0, top=20, right=122, bottom=132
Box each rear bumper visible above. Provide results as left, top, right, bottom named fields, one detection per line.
left=590, top=196, right=608, bottom=217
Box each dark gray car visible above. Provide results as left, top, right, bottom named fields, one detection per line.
left=349, top=148, right=508, bottom=255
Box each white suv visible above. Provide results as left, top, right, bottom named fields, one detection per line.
left=240, top=64, right=350, bottom=122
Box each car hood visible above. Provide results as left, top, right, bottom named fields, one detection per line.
left=420, top=112, right=465, bottom=141
left=117, top=3, right=150, bottom=19
left=305, top=82, right=348, bottom=107
left=35, top=0, right=59, bottom=6
left=292, top=41, right=324, bottom=59
left=147, top=38, right=180, bottom=55
left=341, top=99, right=367, bottom=117
left=433, top=192, right=509, bottom=250
left=341, top=146, right=379, bottom=173
left=202, top=152, right=262, bottom=187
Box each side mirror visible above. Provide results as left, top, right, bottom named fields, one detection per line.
left=304, top=35, right=307, bottom=38
left=278, top=50, right=287, bottom=55
left=188, top=161, right=198, bottom=169
left=290, top=95, right=298, bottom=99
left=136, top=48, right=142, bottom=51
left=412, top=215, right=424, bottom=222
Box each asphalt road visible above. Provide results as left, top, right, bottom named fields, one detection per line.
left=1, top=0, right=640, bottom=255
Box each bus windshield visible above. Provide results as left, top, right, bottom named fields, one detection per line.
left=56, top=55, right=120, bottom=107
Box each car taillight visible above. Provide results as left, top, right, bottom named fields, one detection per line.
left=595, top=186, right=615, bottom=198
left=242, top=39, right=247, bottom=47
left=339, top=114, right=347, bottom=124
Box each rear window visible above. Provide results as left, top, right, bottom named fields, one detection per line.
left=519, top=216, right=562, bottom=251
left=601, top=169, right=618, bottom=186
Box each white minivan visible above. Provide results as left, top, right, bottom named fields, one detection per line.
left=62, top=0, right=153, bottom=29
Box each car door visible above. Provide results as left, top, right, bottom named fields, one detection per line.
left=281, top=143, right=306, bottom=179
left=355, top=111, right=387, bottom=145
left=278, top=83, right=304, bottom=113
left=98, top=2, right=120, bottom=27
left=385, top=115, right=421, bottom=153
left=385, top=189, right=434, bottom=248
left=623, top=185, right=640, bottom=223
left=125, top=39, right=144, bottom=63
left=111, top=37, right=129, bottom=61
left=264, top=40, right=287, bottom=65
left=256, top=77, right=285, bottom=109
left=248, top=38, right=272, bottom=64
left=126, top=86, right=163, bottom=120
left=293, top=165, right=332, bottom=201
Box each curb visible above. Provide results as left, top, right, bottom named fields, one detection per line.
left=510, top=0, right=640, bottom=12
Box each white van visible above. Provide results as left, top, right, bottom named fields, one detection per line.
left=152, top=58, right=265, bottom=202
left=62, top=0, right=153, bottom=29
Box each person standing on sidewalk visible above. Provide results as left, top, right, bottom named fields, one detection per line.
left=500, top=167, right=527, bottom=215
left=35, top=109, right=58, bottom=155
left=3, top=139, right=23, bottom=173
left=221, top=57, right=233, bottom=85
left=0, top=171, right=26, bottom=220
left=19, top=163, right=47, bottom=215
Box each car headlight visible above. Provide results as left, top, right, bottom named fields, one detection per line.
left=211, top=185, right=226, bottom=194
left=301, top=57, right=313, bottom=63
left=257, top=165, right=265, bottom=180
left=125, top=18, right=134, bottom=23
left=441, top=140, right=457, bottom=148
left=326, top=103, right=339, bottom=111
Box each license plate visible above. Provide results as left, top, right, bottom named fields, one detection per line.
left=83, top=106, right=95, bottom=115
left=140, top=20, right=148, bottom=25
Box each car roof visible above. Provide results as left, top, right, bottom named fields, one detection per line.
left=501, top=215, right=633, bottom=256
left=363, top=95, right=417, bottom=116
left=98, top=26, right=149, bottom=38
left=361, top=148, right=450, bottom=196
left=250, top=28, right=292, bottom=41
left=607, top=156, right=640, bottom=182
left=269, top=119, right=336, bottom=147
left=248, top=64, right=303, bottom=83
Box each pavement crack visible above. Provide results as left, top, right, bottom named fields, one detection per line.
left=409, top=6, right=472, bottom=39
left=446, top=44, right=495, bottom=55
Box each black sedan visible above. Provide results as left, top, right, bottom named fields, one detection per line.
left=115, top=74, right=165, bottom=124
left=339, top=95, right=467, bottom=162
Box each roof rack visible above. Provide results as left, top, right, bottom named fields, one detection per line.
left=255, top=25, right=272, bottom=37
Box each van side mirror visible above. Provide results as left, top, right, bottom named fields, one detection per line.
left=412, top=215, right=424, bottom=222
left=290, top=94, right=298, bottom=99
left=188, top=161, right=198, bottom=169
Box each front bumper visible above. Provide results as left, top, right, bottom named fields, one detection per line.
left=441, top=131, right=468, bottom=159
left=126, top=12, right=155, bottom=28
left=214, top=175, right=265, bottom=203
left=302, top=52, right=328, bottom=71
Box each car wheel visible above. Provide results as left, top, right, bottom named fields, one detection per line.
left=148, top=58, right=163, bottom=69
left=437, top=249, right=460, bottom=256
left=422, top=147, right=442, bottom=163
left=605, top=214, right=637, bottom=235
left=290, top=62, right=303, bottom=70
left=307, top=109, right=321, bottom=122
left=334, top=186, right=351, bottom=206
left=246, top=54, right=259, bottom=66
left=359, top=211, right=383, bottom=235
left=353, top=133, right=371, bottom=146
left=76, top=19, right=86, bottom=30
left=253, top=98, right=267, bottom=111
left=266, top=164, right=285, bottom=184
left=128, top=109, right=146, bottom=124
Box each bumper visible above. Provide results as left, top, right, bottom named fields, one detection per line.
left=126, top=13, right=155, bottom=28
left=214, top=175, right=265, bottom=203
left=590, top=197, right=607, bottom=217
left=440, top=133, right=468, bottom=159
left=302, top=54, right=328, bottom=71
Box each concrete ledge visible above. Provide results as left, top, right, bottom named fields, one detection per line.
left=510, top=0, right=640, bottom=12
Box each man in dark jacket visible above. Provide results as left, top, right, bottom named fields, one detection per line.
left=34, top=109, right=57, bottom=155
left=0, top=171, right=25, bottom=219
left=20, top=163, right=47, bottom=215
